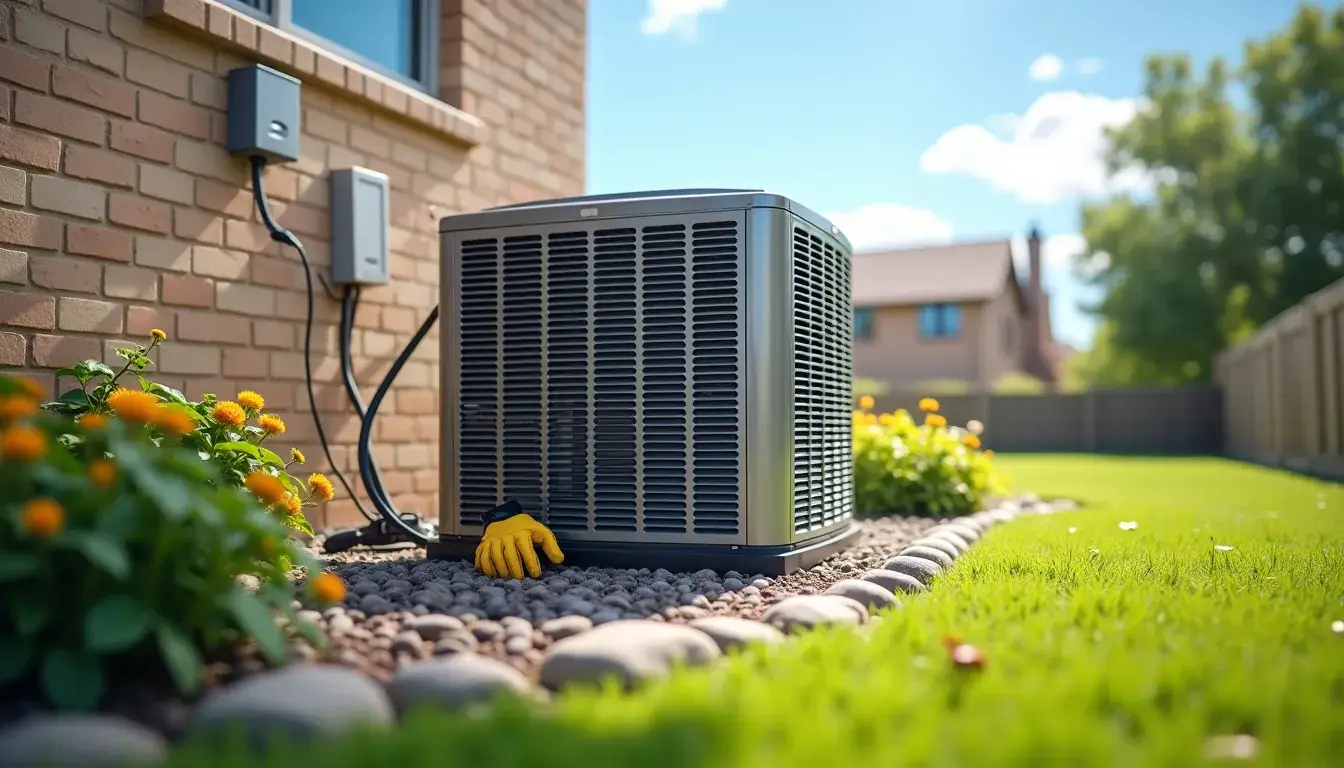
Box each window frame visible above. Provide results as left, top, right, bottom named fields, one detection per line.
left=918, top=303, right=961, bottom=340
left=853, top=307, right=876, bottom=342
left=220, top=0, right=440, bottom=95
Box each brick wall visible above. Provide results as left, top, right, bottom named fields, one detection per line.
left=0, top=0, right=586, bottom=530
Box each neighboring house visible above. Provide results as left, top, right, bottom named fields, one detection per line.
left=0, top=0, right=585, bottom=529
left=851, top=227, right=1058, bottom=389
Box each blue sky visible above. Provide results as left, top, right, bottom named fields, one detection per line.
left=586, top=0, right=1308, bottom=350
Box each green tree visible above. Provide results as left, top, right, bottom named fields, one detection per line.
left=1078, top=3, right=1344, bottom=386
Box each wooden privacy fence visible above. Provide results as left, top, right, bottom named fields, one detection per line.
left=1216, top=276, right=1344, bottom=480
left=868, top=388, right=1223, bottom=454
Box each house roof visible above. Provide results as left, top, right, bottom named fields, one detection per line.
left=851, top=239, right=1022, bottom=309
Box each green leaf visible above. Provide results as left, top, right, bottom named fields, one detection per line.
left=0, top=553, right=40, bottom=583
left=61, top=531, right=131, bottom=580
left=215, top=441, right=261, bottom=458
left=155, top=624, right=203, bottom=696
left=284, top=513, right=315, bottom=537
left=257, top=447, right=286, bottom=467
left=41, top=649, right=103, bottom=710
left=85, top=595, right=155, bottom=654
left=0, top=637, right=35, bottom=685
left=13, top=592, right=49, bottom=636
left=80, top=360, right=116, bottom=381
left=224, top=588, right=286, bottom=663
left=146, top=381, right=188, bottom=405
left=56, top=388, right=92, bottom=409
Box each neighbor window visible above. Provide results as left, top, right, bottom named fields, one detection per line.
left=853, top=308, right=875, bottom=341
left=223, top=0, right=438, bottom=92
left=918, top=303, right=961, bottom=339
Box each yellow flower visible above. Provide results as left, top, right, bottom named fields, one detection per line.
left=258, top=414, right=286, bottom=436
left=0, top=395, right=38, bottom=422
left=89, top=459, right=117, bottom=488
left=14, top=377, right=46, bottom=401
left=983, top=449, right=995, bottom=460
left=290, top=447, right=306, bottom=465
left=307, top=473, right=335, bottom=502
left=878, top=413, right=894, bottom=426
left=212, top=401, right=247, bottom=428
left=79, top=413, right=108, bottom=430
left=21, top=498, right=64, bottom=540
left=236, top=390, right=265, bottom=412
left=962, top=434, right=982, bottom=450
left=107, top=388, right=160, bottom=424
left=154, top=406, right=195, bottom=438
left=925, top=413, right=947, bottom=428
left=150, top=328, right=167, bottom=341
left=244, top=470, right=287, bottom=506
left=918, top=397, right=940, bottom=413
left=0, top=424, right=47, bottom=462
left=857, top=395, right=875, bottom=411
left=282, top=493, right=302, bottom=516
left=309, top=572, right=347, bottom=603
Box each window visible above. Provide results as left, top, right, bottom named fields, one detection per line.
left=853, top=308, right=875, bottom=341
left=918, top=303, right=961, bottom=339
left=223, top=0, right=438, bottom=92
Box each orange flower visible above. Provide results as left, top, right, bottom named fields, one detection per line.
left=236, top=390, right=265, bottom=412
left=21, top=498, right=64, bottom=540
left=258, top=414, right=286, bottom=436
left=79, top=413, right=108, bottom=430
left=281, top=492, right=302, bottom=516
left=857, top=395, right=875, bottom=411
left=962, top=434, right=982, bottom=450
left=289, top=448, right=306, bottom=465
left=925, top=413, right=947, bottom=428
left=0, top=395, right=38, bottom=422
left=89, top=459, right=117, bottom=488
left=309, top=572, right=346, bottom=603
left=107, top=388, right=160, bottom=424
left=983, top=449, right=995, bottom=460
left=154, top=406, right=195, bottom=438
left=14, top=377, right=46, bottom=401
left=212, top=401, right=247, bottom=428
left=0, top=424, right=47, bottom=461
left=918, top=397, right=940, bottom=413
left=244, top=470, right=287, bottom=506
left=307, top=473, right=335, bottom=502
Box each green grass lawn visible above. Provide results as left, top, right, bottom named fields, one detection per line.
left=172, top=456, right=1344, bottom=768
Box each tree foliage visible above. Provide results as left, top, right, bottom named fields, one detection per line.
left=1079, top=3, right=1344, bottom=386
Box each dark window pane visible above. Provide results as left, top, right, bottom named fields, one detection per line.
left=918, top=305, right=940, bottom=337
left=854, top=308, right=874, bottom=340
left=293, top=0, right=419, bottom=80
left=943, top=305, right=961, bottom=336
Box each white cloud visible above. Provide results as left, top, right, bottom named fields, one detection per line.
left=641, top=0, right=727, bottom=39
left=1077, top=58, right=1103, bottom=76
left=1028, top=54, right=1064, bottom=82
left=919, top=91, right=1163, bottom=205
left=825, top=203, right=956, bottom=252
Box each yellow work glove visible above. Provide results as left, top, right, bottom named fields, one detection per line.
left=474, top=500, right=565, bottom=580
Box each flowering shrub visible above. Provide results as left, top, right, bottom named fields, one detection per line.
left=40, top=331, right=333, bottom=538
left=852, top=395, right=1003, bottom=517
left=0, top=373, right=346, bottom=710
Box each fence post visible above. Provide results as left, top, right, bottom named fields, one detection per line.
left=1322, top=306, right=1342, bottom=457
left=1083, top=390, right=1099, bottom=452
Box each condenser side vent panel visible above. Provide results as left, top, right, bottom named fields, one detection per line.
left=454, top=214, right=744, bottom=540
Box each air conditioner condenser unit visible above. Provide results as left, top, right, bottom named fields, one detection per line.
left=430, top=190, right=859, bottom=576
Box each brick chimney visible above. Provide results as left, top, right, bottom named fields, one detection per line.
left=1023, top=224, right=1055, bottom=383
left=1027, top=224, right=1043, bottom=303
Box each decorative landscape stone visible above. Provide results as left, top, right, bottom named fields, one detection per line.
left=0, top=714, right=168, bottom=768
left=822, top=578, right=903, bottom=612
left=905, top=536, right=962, bottom=560
left=898, top=545, right=956, bottom=569
left=687, top=616, right=786, bottom=652
left=858, top=569, right=929, bottom=595
left=927, top=522, right=982, bottom=544
left=761, top=594, right=870, bottom=634
left=880, top=555, right=943, bottom=585
left=539, top=620, right=723, bottom=691
left=384, top=656, right=537, bottom=715
left=922, top=529, right=972, bottom=554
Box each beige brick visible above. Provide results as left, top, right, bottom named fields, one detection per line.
left=65, top=146, right=136, bottom=188
left=32, top=255, right=100, bottom=294
left=0, top=124, right=61, bottom=172
left=0, top=249, right=28, bottom=285
left=0, top=166, right=24, bottom=206
left=189, top=71, right=227, bottom=109
left=176, top=309, right=250, bottom=345
left=67, top=225, right=133, bottom=263
left=216, top=281, right=275, bottom=316
left=104, top=265, right=159, bottom=300
left=173, top=207, right=224, bottom=245
left=397, top=389, right=436, bottom=415
left=14, top=8, right=64, bottom=54
left=192, top=246, right=250, bottom=280
left=52, top=65, right=137, bottom=119
left=67, top=27, right=122, bottom=75
left=161, top=273, right=213, bottom=307
left=252, top=318, right=294, bottom=349
left=0, top=290, right=55, bottom=329
left=0, top=44, right=51, bottom=92
left=30, top=175, right=106, bottom=221
left=126, top=305, right=173, bottom=337
left=174, top=139, right=242, bottom=183
left=58, top=296, right=122, bottom=333
left=158, top=341, right=220, bottom=375
left=194, top=178, right=254, bottom=217
left=138, top=163, right=194, bottom=204
left=0, top=209, right=62, bottom=250
left=109, top=192, right=171, bottom=234
left=135, top=235, right=191, bottom=272
left=0, top=332, right=26, bottom=366
left=138, top=90, right=209, bottom=140
left=111, top=121, right=174, bottom=164
left=15, top=92, right=106, bottom=147
left=32, top=334, right=103, bottom=369
left=126, top=49, right=190, bottom=98
left=43, top=0, right=107, bottom=32
left=223, top=347, right=268, bottom=378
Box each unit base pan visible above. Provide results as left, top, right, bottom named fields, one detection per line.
left=427, top=522, right=861, bottom=577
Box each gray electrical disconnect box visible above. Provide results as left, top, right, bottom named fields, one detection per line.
left=226, top=64, right=301, bottom=163
left=330, top=167, right=391, bottom=286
